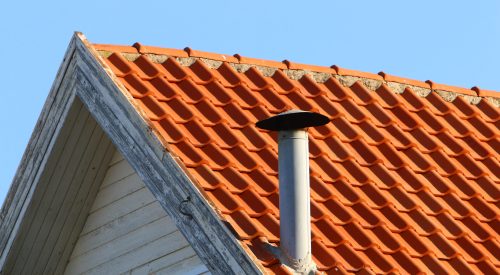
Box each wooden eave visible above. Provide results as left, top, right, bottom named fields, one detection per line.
left=0, top=33, right=262, bottom=275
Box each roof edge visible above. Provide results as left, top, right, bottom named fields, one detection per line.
left=92, top=42, right=500, bottom=103
left=0, top=32, right=82, bottom=269
left=77, top=34, right=264, bottom=274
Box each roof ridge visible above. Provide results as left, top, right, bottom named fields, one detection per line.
left=92, top=43, right=500, bottom=103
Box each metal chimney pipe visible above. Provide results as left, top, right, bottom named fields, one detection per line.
left=256, top=110, right=329, bottom=273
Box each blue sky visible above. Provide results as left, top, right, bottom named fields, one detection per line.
left=1, top=1, right=499, bottom=205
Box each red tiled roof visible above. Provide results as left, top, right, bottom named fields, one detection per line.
left=92, top=43, right=500, bottom=274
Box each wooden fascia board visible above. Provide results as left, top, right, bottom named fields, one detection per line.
left=0, top=34, right=80, bottom=268
left=73, top=34, right=263, bottom=275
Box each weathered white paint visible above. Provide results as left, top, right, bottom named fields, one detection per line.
left=75, top=33, right=263, bottom=274
left=65, top=150, right=209, bottom=275
left=1, top=98, right=115, bottom=274
left=1, top=33, right=263, bottom=275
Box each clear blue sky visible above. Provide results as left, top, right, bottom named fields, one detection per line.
left=1, top=1, right=499, bottom=205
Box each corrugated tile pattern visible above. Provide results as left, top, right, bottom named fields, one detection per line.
left=94, top=43, right=500, bottom=274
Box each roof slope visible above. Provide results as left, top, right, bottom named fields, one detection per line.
left=92, top=43, right=499, bottom=274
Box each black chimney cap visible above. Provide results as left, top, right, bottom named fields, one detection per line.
left=256, top=110, right=330, bottom=131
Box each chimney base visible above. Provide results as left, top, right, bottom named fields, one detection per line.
left=263, top=243, right=317, bottom=275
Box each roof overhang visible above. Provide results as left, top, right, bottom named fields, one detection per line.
left=0, top=33, right=262, bottom=274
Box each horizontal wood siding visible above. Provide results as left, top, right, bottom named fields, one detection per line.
left=64, top=150, right=209, bottom=275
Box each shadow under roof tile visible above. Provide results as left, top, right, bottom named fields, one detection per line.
left=121, top=74, right=151, bottom=98
left=310, top=177, right=336, bottom=203
left=460, top=216, right=494, bottom=242
left=464, top=116, right=498, bottom=141
left=268, top=70, right=296, bottom=92
left=330, top=117, right=360, bottom=142
left=474, top=99, right=500, bottom=122
left=311, top=240, right=340, bottom=271
left=152, top=119, right=184, bottom=144
left=407, top=128, right=439, bottom=153
left=133, top=55, right=163, bottom=78
left=225, top=145, right=259, bottom=171
left=322, top=77, right=350, bottom=102
left=169, top=140, right=207, bottom=167
left=205, top=123, right=240, bottom=149
left=361, top=247, right=397, bottom=274
left=400, top=89, right=427, bottom=112
left=424, top=92, right=452, bottom=115
left=388, top=105, right=420, bottom=131
left=147, top=77, right=178, bottom=101
left=245, top=169, right=277, bottom=195
left=320, top=137, right=351, bottom=162
left=230, top=87, right=261, bottom=110
left=363, top=103, right=393, bottom=128
left=255, top=214, right=280, bottom=241
left=372, top=84, right=401, bottom=108
left=206, top=187, right=244, bottom=214
left=374, top=142, right=405, bottom=170
left=298, top=75, right=327, bottom=97
left=349, top=82, right=376, bottom=106
left=106, top=52, right=135, bottom=75
left=351, top=203, right=381, bottom=228
left=312, top=219, right=346, bottom=247
left=465, top=197, right=497, bottom=222
left=188, top=165, right=222, bottom=190
left=215, top=167, right=250, bottom=191
left=160, top=57, right=189, bottom=81
left=186, top=59, right=217, bottom=84
left=226, top=210, right=260, bottom=240
left=213, top=62, right=243, bottom=87
left=136, top=95, right=167, bottom=120
left=163, top=97, right=195, bottom=122
left=400, top=147, right=434, bottom=173
left=237, top=189, right=274, bottom=217
left=449, top=96, right=477, bottom=119
left=285, top=90, right=315, bottom=111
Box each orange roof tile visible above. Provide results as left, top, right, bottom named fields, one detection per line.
left=93, top=43, right=500, bottom=274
